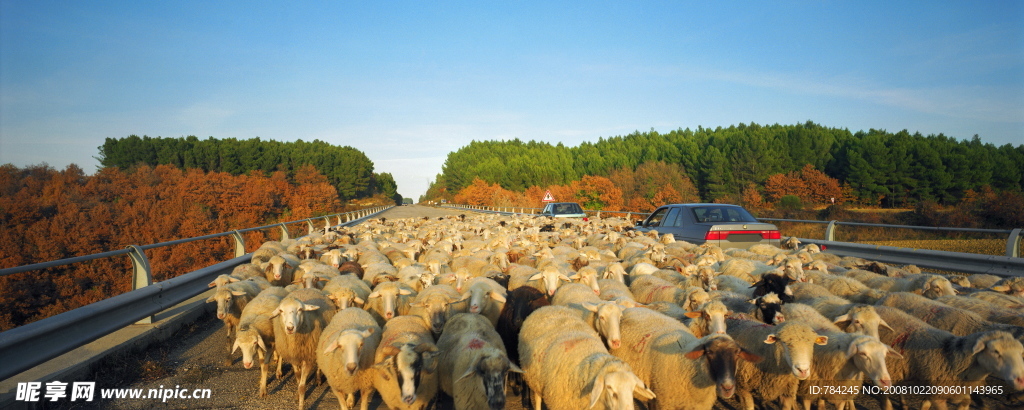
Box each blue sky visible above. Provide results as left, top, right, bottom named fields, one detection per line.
left=2, top=1, right=1022, bottom=199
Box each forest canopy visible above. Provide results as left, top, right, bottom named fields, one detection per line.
left=98, top=136, right=383, bottom=200
left=428, top=121, right=1024, bottom=208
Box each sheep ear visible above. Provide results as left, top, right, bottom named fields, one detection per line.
left=528, top=273, right=543, bottom=281
left=684, top=344, right=705, bottom=360
left=489, top=291, right=506, bottom=303
left=323, top=339, right=339, bottom=354
left=369, top=291, right=381, bottom=299
left=230, top=290, right=248, bottom=296
left=361, top=328, right=375, bottom=338
left=208, top=281, right=218, bottom=288
left=568, top=273, right=580, bottom=280
left=414, top=343, right=439, bottom=354
left=302, top=303, right=320, bottom=312
left=833, top=314, right=851, bottom=328
left=814, top=335, right=829, bottom=346
left=353, top=297, right=365, bottom=306
left=231, top=339, right=241, bottom=354
left=684, top=311, right=702, bottom=319
left=747, top=298, right=757, bottom=305
left=254, top=333, right=266, bottom=351
left=399, top=288, right=413, bottom=296
left=588, top=372, right=606, bottom=409
left=971, top=339, right=987, bottom=355
left=633, top=377, right=656, bottom=401
left=558, top=274, right=572, bottom=282
left=409, top=301, right=424, bottom=308
left=739, top=348, right=763, bottom=363
left=879, top=318, right=895, bottom=332
left=456, top=365, right=477, bottom=381
left=763, top=334, right=778, bottom=344
left=508, top=361, right=524, bottom=373
left=269, top=307, right=281, bottom=319
left=206, top=296, right=216, bottom=303
left=912, top=288, right=923, bottom=295
left=886, top=345, right=903, bottom=359
left=990, top=285, right=1010, bottom=292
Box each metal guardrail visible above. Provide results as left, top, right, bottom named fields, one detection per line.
left=0, top=205, right=393, bottom=381
left=444, top=203, right=1022, bottom=276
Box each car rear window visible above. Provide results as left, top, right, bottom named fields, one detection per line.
left=691, top=206, right=758, bottom=223
left=553, top=203, right=583, bottom=214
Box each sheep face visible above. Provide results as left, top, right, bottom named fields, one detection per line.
left=328, top=289, right=364, bottom=310
left=682, top=288, right=711, bottom=312
left=377, top=343, right=438, bottom=406
left=588, top=369, right=655, bottom=410
left=411, top=297, right=452, bottom=334
left=369, top=283, right=414, bottom=321
left=603, top=263, right=627, bottom=283
left=685, top=334, right=761, bottom=399
left=846, top=335, right=900, bottom=388
left=584, top=302, right=624, bottom=350
left=461, top=284, right=505, bottom=315
left=206, top=288, right=245, bottom=320
left=765, top=323, right=828, bottom=380
left=232, top=326, right=266, bottom=369
left=695, top=300, right=730, bottom=335
left=750, top=293, right=786, bottom=325
left=272, top=297, right=320, bottom=335
left=697, top=268, right=718, bottom=291
left=920, top=276, right=957, bottom=299
left=572, top=268, right=601, bottom=295
left=459, top=351, right=521, bottom=410
left=530, top=266, right=571, bottom=297
left=321, top=250, right=344, bottom=268
left=323, top=329, right=375, bottom=375
left=833, top=305, right=893, bottom=340
left=265, top=256, right=294, bottom=283
left=972, top=332, right=1024, bottom=391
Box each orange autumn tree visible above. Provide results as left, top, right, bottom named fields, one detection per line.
left=764, top=164, right=845, bottom=206
left=571, top=175, right=624, bottom=211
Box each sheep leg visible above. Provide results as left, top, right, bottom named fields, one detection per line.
left=296, top=361, right=311, bottom=410
left=531, top=388, right=543, bottom=410
left=274, top=351, right=283, bottom=378
left=332, top=387, right=349, bottom=410
left=780, top=394, right=797, bottom=410
left=358, top=387, right=375, bottom=410
left=345, top=393, right=355, bottom=408
left=258, top=348, right=272, bottom=397
left=223, top=323, right=235, bottom=366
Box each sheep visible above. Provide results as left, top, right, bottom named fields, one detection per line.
left=569, top=266, right=602, bottom=295
left=615, top=307, right=760, bottom=409
left=495, top=286, right=550, bottom=397
left=797, top=331, right=902, bottom=410
left=966, top=273, right=1002, bottom=289
left=271, top=288, right=337, bottom=410
left=936, top=294, right=1024, bottom=327
left=252, top=242, right=286, bottom=264
left=716, top=274, right=755, bottom=296
left=969, top=290, right=1024, bottom=309
left=782, top=236, right=801, bottom=250
left=992, top=276, right=1024, bottom=297
left=455, top=277, right=506, bottom=327
left=551, top=283, right=626, bottom=350
left=407, top=284, right=460, bottom=336
left=750, top=270, right=795, bottom=303
left=264, top=254, right=300, bottom=287
left=718, top=258, right=772, bottom=283
left=876, top=292, right=994, bottom=336
left=322, top=274, right=372, bottom=310
left=861, top=273, right=957, bottom=299
left=436, top=313, right=521, bottom=410
left=873, top=305, right=1024, bottom=410
left=317, top=307, right=383, bottom=410
left=717, top=291, right=786, bottom=325
left=364, top=281, right=417, bottom=326
left=629, top=274, right=693, bottom=306
left=518, top=305, right=655, bottom=410
left=207, top=280, right=263, bottom=366
left=232, top=286, right=289, bottom=397
left=685, top=299, right=731, bottom=337
left=725, top=317, right=828, bottom=410
left=596, top=278, right=635, bottom=304
left=372, top=315, right=440, bottom=410
left=509, top=264, right=572, bottom=297
left=803, top=271, right=869, bottom=298
left=361, top=262, right=399, bottom=287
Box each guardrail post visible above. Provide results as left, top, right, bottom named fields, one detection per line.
left=126, top=245, right=154, bottom=324
left=278, top=223, right=291, bottom=241
left=1008, top=228, right=1022, bottom=258
left=305, top=218, right=316, bottom=234
left=230, top=230, right=246, bottom=258
left=825, top=220, right=838, bottom=242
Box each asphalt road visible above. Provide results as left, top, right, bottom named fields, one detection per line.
left=53, top=205, right=1020, bottom=410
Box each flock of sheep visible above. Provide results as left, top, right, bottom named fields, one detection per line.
left=205, top=211, right=1024, bottom=410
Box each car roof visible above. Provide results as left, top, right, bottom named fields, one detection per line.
left=662, top=203, right=744, bottom=208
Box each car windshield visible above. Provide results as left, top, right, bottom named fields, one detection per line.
left=551, top=203, right=583, bottom=214
left=691, top=206, right=758, bottom=223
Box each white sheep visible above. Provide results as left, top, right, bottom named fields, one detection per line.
left=968, top=290, right=1024, bottom=310
left=207, top=279, right=263, bottom=366
left=615, top=307, right=760, bottom=409
left=628, top=274, right=691, bottom=306
left=264, top=254, right=300, bottom=287
left=372, top=315, right=440, bottom=410
left=509, top=264, right=572, bottom=297
left=364, top=281, right=417, bottom=326
left=725, top=317, right=828, bottom=410
left=322, top=274, right=372, bottom=310
left=316, top=308, right=382, bottom=410
left=936, top=294, right=1024, bottom=327
left=873, top=305, right=1024, bottom=410
left=518, top=305, right=655, bottom=410
left=436, top=313, right=521, bottom=410
left=797, top=331, right=902, bottom=410
left=232, top=286, right=289, bottom=397
left=876, top=292, right=994, bottom=337
left=454, top=277, right=506, bottom=327
left=551, top=283, right=626, bottom=350
left=270, top=288, right=337, bottom=410
left=408, top=284, right=461, bottom=336
left=991, top=276, right=1024, bottom=297
left=685, top=299, right=731, bottom=337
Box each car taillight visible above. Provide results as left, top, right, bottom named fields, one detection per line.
left=705, top=230, right=781, bottom=240
left=583, top=217, right=589, bottom=221
left=705, top=231, right=727, bottom=240
left=820, top=244, right=827, bottom=251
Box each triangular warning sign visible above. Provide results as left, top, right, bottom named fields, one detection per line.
left=542, top=190, right=555, bottom=202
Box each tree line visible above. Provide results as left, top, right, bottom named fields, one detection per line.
left=98, top=135, right=401, bottom=202
left=0, top=163, right=384, bottom=329
left=429, top=121, right=1024, bottom=208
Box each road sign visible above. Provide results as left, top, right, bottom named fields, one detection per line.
left=542, top=190, right=555, bottom=202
